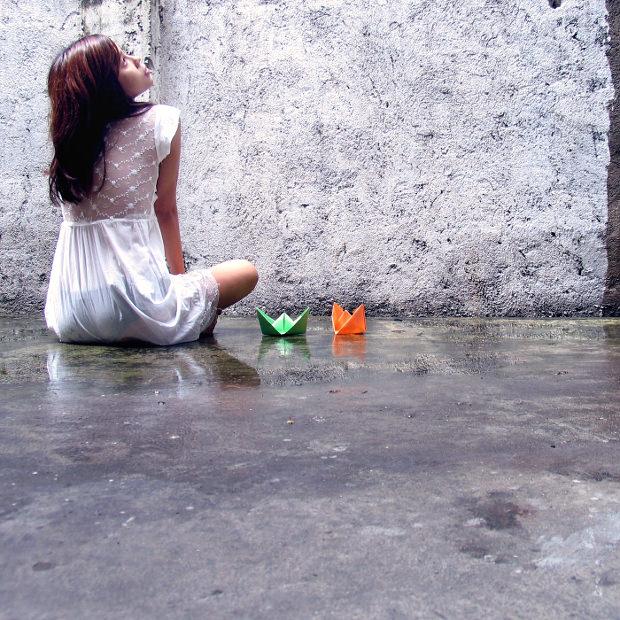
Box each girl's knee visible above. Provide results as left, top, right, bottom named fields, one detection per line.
left=235, top=259, right=258, bottom=288
left=246, top=261, right=258, bottom=288
left=211, top=259, right=258, bottom=305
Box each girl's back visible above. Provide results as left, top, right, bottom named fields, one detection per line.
left=64, top=105, right=175, bottom=223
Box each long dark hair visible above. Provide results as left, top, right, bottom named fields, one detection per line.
left=48, top=35, right=153, bottom=206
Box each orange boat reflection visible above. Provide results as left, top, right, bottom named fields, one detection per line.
left=331, top=334, right=367, bottom=360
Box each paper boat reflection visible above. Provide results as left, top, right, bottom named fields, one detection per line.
left=331, top=335, right=367, bottom=360
left=257, top=335, right=311, bottom=363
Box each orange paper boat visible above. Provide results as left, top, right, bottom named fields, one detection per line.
left=332, top=303, right=366, bottom=335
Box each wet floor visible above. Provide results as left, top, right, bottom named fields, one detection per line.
left=1, top=316, right=620, bottom=618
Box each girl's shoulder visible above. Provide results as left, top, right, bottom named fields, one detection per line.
left=107, top=104, right=181, bottom=163
left=112, top=104, right=179, bottom=128
left=151, top=104, right=181, bottom=163
left=149, top=103, right=181, bottom=123
left=152, top=103, right=180, bottom=114
left=148, top=104, right=181, bottom=138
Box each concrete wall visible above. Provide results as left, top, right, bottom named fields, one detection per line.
left=0, top=1, right=82, bottom=314
left=0, top=0, right=616, bottom=317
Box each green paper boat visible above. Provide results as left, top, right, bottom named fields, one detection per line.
left=256, top=308, right=310, bottom=336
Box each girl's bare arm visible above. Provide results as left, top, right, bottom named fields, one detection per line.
left=154, top=122, right=185, bottom=274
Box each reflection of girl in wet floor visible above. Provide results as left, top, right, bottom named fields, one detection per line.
left=46, top=341, right=260, bottom=391
left=45, top=35, right=258, bottom=345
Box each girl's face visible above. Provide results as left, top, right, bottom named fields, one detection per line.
left=117, top=49, right=153, bottom=98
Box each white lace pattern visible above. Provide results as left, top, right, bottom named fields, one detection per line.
left=63, top=106, right=163, bottom=222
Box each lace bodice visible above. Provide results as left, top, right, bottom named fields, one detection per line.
left=62, top=104, right=180, bottom=223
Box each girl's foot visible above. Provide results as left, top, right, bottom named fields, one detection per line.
left=202, top=308, right=222, bottom=337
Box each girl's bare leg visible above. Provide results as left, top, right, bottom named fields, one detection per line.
left=210, top=259, right=259, bottom=309
left=201, top=260, right=258, bottom=337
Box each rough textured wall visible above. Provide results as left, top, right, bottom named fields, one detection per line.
left=0, top=1, right=82, bottom=314
left=159, top=0, right=614, bottom=316
left=0, top=0, right=615, bottom=317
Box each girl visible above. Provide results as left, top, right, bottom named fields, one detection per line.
left=45, top=35, right=258, bottom=345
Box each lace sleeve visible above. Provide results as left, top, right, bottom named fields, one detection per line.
left=154, top=105, right=181, bottom=164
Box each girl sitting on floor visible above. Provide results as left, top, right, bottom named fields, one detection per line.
left=45, top=34, right=258, bottom=345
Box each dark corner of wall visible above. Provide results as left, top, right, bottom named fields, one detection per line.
left=604, top=0, right=620, bottom=316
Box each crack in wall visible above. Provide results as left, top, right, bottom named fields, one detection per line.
left=80, top=0, right=159, bottom=101
left=604, top=0, right=620, bottom=315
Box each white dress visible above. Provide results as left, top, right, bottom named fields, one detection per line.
left=45, top=104, right=219, bottom=346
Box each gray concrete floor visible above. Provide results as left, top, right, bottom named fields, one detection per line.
left=1, top=316, right=620, bottom=619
